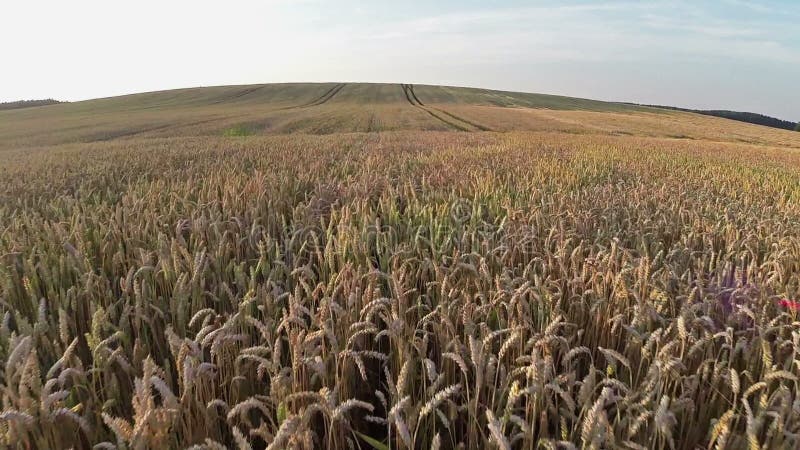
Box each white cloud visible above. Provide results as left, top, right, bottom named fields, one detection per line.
left=334, top=1, right=800, bottom=65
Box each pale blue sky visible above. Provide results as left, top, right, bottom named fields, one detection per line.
left=2, top=0, right=798, bottom=120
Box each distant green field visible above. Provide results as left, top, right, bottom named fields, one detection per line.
left=0, top=83, right=654, bottom=148
left=2, top=82, right=798, bottom=153
left=5, top=82, right=642, bottom=112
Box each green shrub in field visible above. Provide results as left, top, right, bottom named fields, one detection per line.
left=222, top=124, right=254, bottom=137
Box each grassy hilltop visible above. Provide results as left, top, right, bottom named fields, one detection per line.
left=2, top=83, right=800, bottom=449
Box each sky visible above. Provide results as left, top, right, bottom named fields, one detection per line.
left=1, top=0, right=798, bottom=121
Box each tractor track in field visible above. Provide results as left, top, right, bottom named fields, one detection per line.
left=210, top=85, right=266, bottom=104
left=430, top=107, right=494, bottom=132
left=278, top=83, right=347, bottom=110
left=401, top=84, right=467, bottom=131
left=401, top=83, right=416, bottom=105
left=409, top=84, right=494, bottom=131
left=400, top=84, right=492, bottom=132
left=422, top=107, right=471, bottom=131
left=303, top=83, right=347, bottom=107
left=407, top=85, right=425, bottom=106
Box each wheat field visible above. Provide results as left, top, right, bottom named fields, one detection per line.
left=2, top=84, right=800, bottom=449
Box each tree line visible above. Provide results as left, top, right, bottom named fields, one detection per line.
left=626, top=103, right=798, bottom=131
left=0, top=99, right=63, bottom=111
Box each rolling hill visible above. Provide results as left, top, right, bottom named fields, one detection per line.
left=3, top=82, right=798, bottom=151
